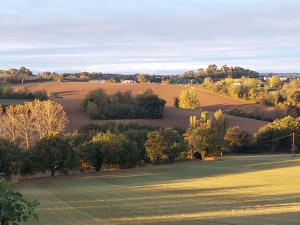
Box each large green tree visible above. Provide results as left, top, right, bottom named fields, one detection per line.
left=34, top=135, right=77, bottom=176
left=0, top=139, right=21, bottom=178
left=184, top=111, right=228, bottom=159
left=145, top=128, right=187, bottom=164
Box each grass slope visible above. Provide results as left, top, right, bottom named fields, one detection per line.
left=0, top=99, right=29, bottom=105
left=16, top=155, right=300, bottom=225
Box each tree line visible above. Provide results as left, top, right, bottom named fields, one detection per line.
left=180, top=65, right=259, bottom=79
left=0, top=82, right=48, bottom=101
left=0, top=99, right=299, bottom=179
left=82, top=89, right=166, bottom=119
left=201, top=77, right=300, bottom=118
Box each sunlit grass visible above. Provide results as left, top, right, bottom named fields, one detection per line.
left=16, top=155, right=300, bottom=225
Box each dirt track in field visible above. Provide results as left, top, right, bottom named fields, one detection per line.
left=14, top=82, right=268, bottom=133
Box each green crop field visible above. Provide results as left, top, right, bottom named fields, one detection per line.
left=0, top=99, right=29, bottom=106
left=16, top=155, right=300, bottom=225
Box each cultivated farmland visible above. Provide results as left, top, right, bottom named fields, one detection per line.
left=14, top=82, right=268, bottom=133
left=16, top=155, right=300, bottom=225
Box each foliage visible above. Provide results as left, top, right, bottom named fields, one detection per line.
left=79, top=132, right=140, bottom=172
left=180, top=65, right=258, bottom=79
left=33, top=135, right=78, bottom=176
left=254, top=116, right=300, bottom=152
left=0, top=178, right=38, bottom=225
left=268, top=75, right=282, bottom=88
left=179, top=87, right=200, bottom=109
left=173, top=97, right=179, bottom=108
left=135, top=89, right=166, bottom=119
left=0, top=100, right=68, bottom=148
left=82, top=88, right=166, bottom=119
left=137, top=74, right=151, bottom=83
left=0, top=139, right=21, bottom=177
left=227, top=107, right=274, bottom=121
left=184, top=110, right=228, bottom=158
left=0, top=83, right=47, bottom=100
left=145, top=128, right=187, bottom=164
left=225, top=126, right=252, bottom=152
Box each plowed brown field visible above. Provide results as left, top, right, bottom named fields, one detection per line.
left=14, top=82, right=268, bottom=133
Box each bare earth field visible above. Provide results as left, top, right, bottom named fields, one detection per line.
left=14, top=82, right=268, bottom=133
left=16, top=155, right=300, bottom=225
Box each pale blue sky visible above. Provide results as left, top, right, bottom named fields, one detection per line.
left=1, top=0, right=300, bottom=74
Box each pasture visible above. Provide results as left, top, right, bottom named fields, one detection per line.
left=16, top=155, right=300, bottom=225
left=13, top=82, right=268, bottom=133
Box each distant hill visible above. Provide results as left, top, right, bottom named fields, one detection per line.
left=0, top=67, right=38, bottom=83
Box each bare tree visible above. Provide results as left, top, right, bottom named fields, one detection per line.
left=0, top=100, right=68, bottom=149
left=0, top=106, right=18, bottom=143
left=31, top=100, right=68, bottom=138
left=14, top=103, right=35, bottom=149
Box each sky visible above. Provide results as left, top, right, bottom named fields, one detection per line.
left=1, top=0, right=300, bottom=74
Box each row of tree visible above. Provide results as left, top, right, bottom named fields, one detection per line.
left=82, top=89, right=166, bottom=119
left=0, top=82, right=48, bottom=100
left=0, top=98, right=299, bottom=178
left=181, top=65, right=259, bottom=79
left=201, top=77, right=300, bottom=117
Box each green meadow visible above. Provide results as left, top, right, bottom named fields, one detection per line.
left=16, top=155, right=300, bottom=225
left=0, top=99, right=29, bottom=106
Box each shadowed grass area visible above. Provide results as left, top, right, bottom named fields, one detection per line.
left=16, top=155, right=300, bottom=225
left=0, top=99, right=29, bottom=105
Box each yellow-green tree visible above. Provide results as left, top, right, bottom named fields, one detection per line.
left=184, top=110, right=228, bottom=159
left=268, top=75, right=282, bottom=88
left=179, top=88, right=200, bottom=109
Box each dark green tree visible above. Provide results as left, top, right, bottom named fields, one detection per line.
left=34, top=135, right=78, bottom=176
left=0, top=139, right=21, bottom=178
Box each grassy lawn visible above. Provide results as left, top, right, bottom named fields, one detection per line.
left=0, top=99, right=29, bottom=105
left=16, top=155, right=300, bottom=225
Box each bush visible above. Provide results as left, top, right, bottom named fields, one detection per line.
left=254, top=116, right=300, bottom=152
left=82, top=89, right=166, bottom=119
left=174, top=97, right=179, bottom=108
left=135, top=89, right=166, bottom=119
left=0, top=83, right=48, bottom=100
left=145, top=128, right=187, bottom=164
left=227, top=107, right=274, bottom=121
left=79, top=132, right=140, bottom=172
left=0, top=178, right=38, bottom=225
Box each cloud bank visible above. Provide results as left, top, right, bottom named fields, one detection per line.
left=0, top=0, right=300, bottom=73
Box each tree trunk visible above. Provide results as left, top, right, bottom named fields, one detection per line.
left=200, top=151, right=206, bottom=160
left=51, top=169, right=55, bottom=176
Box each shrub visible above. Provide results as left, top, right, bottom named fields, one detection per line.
left=254, top=116, right=300, bottom=152
left=135, top=89, right=166, bottom=119
left=174, top=97, right=179, bottom=108
left=79, top=132, right=140, bottom=172
left=0, top=178, right=38, bottom=225
left=227, top=107, right=274, bottom=121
